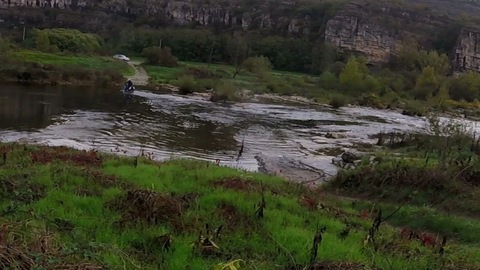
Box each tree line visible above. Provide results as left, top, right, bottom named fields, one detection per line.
left=6, top=25, right=480, bottom=107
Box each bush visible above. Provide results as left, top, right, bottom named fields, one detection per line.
left=242, top=56, right=272, bottom=77
left=34, top=31, right=51, bottom=52
left=357, top=93, right=385, bottom=109
left=210, top=81, right=239, bottom=102
left=197, top=79, right=217, bottom=90
left=0, top=37, right=11, bottom=61
left=285, top=76, right=307, bottom=88
left=263, top=76, right=294, bottom=95
left=401, top=100, right=427, bottom=117
left=381, top=91, right=402, bottom=109
left=143, top=46, right=178, bottom=67
left=413, top=66, right=438, bottom=100
left=31, top=28, right=101, bottom=54
left=449, top=72, right=480, bottom=102
left=176, top=75, right=198, bottom=95
left=329, top=94, right=347, bottom=109
left=318, top=71, right=338, bottom=90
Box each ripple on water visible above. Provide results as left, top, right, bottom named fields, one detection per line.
left=1, top=88, right=471, bottom=173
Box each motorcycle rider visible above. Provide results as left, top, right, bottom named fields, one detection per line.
left=124, top=79, right=134, bottom=92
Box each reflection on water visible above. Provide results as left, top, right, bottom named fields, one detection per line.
left=0, top=84, right=435, bottom=172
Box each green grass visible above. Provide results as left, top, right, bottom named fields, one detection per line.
left=0, top=143, right=479, bottom=269
left=11, top=50, right=135, bottom=76
left=144, top=61, right=319, bottom=97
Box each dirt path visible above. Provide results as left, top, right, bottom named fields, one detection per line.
left=127, top=60, right=149, bottom=86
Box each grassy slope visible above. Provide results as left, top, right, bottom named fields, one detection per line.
left=144, top=61, right=324, bottom=99
left=0, top=143, right=479, bottom=269
left=11, top=50, right=135, bottom=76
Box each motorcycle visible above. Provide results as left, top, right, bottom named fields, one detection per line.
left=122, top=84, right=135, bottom=94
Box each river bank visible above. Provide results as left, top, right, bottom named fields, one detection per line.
left=153, top=84, right=480, bottom=126
left=0, top=50, right=133, bottom=86
left=0, top=142, right=479, bottom=269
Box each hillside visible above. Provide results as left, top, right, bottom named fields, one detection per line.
left=2, top=0, right=480, bottom=72
left=406, top=0, right=480, bottom=17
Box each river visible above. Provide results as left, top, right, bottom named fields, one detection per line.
left=0, top=84, right=439, bottom=182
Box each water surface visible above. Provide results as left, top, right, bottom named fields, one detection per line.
left=0, top=85, right=436, bottom=174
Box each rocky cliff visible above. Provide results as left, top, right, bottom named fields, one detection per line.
left=1, top=0, right=480, bottom=72
left=325, top=14, right=397, bottom=63
left=0, top=0, right=319, bottom=35
left=453, top=27, right=480, bottom=73
left=324, top=1, right=451, bottom=63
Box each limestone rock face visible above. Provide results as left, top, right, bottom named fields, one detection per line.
left=453, top=28, right=480, bottom=73
left=0, top=0, right=310, bottom=35
left=325, top=15, right=397, bottom=63
left=324, top=2, right=451, bottom=64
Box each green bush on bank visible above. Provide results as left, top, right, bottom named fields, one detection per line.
left=210, top=81, right=240, bottom=102
left=31, top=28, right=101, bottom=54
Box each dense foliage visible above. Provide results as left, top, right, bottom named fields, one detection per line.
left=143, top=46, right=178, bottom=67
left=31, top=28, right=101, bottom=54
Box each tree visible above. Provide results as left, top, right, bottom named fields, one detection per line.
left=34, top=31, right=51, bottom=52
left=32, top=28, right=101, bottom=54
left=329, top=61, right=345, bottom=77
left=377, top=69, right=407, bottom=93
left=413, top=66, right=438, bottom=100
left=0, top=37, right=10, bottom=62
left=143, top=46, right=178, bottom=67
left=417, top=50, right=450, bottom=76
left=449, top=72, right=480, bottom=102
left=363, top=75, right=381, bottom=93
left=392, top=41, right=450, bottom=76
left=242, top=56, right=272, bottom=78
left=312, top=43, right=337, bottom=74
left=339, top=56, right=365, bottom=92
left=318, top=71, right=338, bottom=90
left=227, top=33, right=249, bottom=78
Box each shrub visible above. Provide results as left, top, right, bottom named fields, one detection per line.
left=31, top=28, right=101, bottom=54
left=263, top=75, right=294, bottom=95
left=285, top=76, right=307, bottom=88
left=381, top=91, right=402, bottom=109
left=401, top=100, right=427, bottom=117
left=242, top=56, right=272, bottom=77
left=449, top=72, right=480, bottom=102
left=197, top=79, right=217, bottom=91
left=413, top=66, right=438, bottom=100
left=210, top=81, right=239, bottom=102
left=318, top=71, right=338, bottom=90
left=34, top=31, right=51, bottom=52
left=0, top=36, right=11, bottom=61
left=143, top=46, right=178, bottom=67
left=176, top=75, right=198, bottom=95
left=329, top=94, right=347, bottom=109
left=357, top=93, right=385, bottom=109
